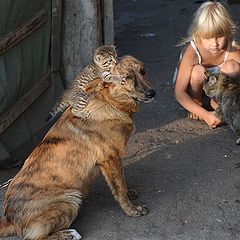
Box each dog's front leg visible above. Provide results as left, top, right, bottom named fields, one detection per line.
left=99, top=158, right=148, bottom=217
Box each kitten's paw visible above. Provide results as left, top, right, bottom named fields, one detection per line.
left=121, top=75, right=127, bottom=85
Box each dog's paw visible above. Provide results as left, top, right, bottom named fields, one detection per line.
left=58, top=229, right=82, bottom=240
left=127, top=205, right=149, bottom=217
left=127, top=189, right=139, bottom=200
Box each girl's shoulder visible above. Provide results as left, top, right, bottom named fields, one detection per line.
left=229, top=42, right=240, bottom=54
left=229, top=46, right=240, bottom=62
left=229, top=41, right=240, bottom=55
left=181, top=42, right=199, bottom=65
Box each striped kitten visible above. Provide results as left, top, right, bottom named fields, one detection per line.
left=46, top=45, right=124, bottom=121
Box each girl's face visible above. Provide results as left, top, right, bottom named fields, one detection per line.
left=200, top=36, right=228, bottom=54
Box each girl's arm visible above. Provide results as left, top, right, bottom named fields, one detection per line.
left=174, top=46, right=221, bottom=128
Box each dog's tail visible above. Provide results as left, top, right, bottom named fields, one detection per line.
left=0, top=216, right=16, bottom=237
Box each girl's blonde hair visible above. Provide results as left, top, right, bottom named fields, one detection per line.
left=178, top=1, right=239, bottom=47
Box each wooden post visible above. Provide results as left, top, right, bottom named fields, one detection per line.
left=102, top=0, right=114, bottom=45
left=62, top=0, right=103, bottom=86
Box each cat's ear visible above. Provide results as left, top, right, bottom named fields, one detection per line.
left=85, top=77, right=104, bottom=93
left=95, top=54, right=101, bottom=62
left=208, top=75, right=218, bottom=86
left=110, top=45, right=116, bottom=50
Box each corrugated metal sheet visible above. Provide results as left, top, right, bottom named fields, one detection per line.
left=0, top=0, right=64, bottom=167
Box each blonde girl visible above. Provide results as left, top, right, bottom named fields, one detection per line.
left=174, top=1, right=240, bottom=128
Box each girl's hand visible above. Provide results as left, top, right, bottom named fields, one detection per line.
left=203, top=111, right=221, bottom=128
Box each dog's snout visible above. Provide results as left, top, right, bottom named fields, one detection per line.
left=146, top=89, right=156, bottom=98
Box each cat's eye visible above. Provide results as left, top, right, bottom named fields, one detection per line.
left=126, top=74, right=135, bottom=81
left=103, top=60, right=111, bottom=65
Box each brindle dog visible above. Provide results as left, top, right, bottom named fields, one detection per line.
left=0, top=56, right=155, bottom=240
left=203, top=71, right=240, bottom=144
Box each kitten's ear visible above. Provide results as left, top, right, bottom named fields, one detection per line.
left=208, top=75, right=218, bottom=86
left=85, top=77, right=104, bottom=93
left=95, top=54, right=101, bottom=62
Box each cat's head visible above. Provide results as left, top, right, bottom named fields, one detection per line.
left=93, top=45, right=117, bottom=70
left=203, top=71, right=236, bottom=99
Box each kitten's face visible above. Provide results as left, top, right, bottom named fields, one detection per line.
left=93, top=45, right=117, bottom=70
left=203, top=72, right=232, bottom=99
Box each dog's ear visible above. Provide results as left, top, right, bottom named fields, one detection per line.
left=85, top=77, right=104, bottom=93
left=85, top=78, right=113, bottom=93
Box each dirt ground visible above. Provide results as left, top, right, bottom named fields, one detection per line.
left=1, top=0, right=240, bottom=239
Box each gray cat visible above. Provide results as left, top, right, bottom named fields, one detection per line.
left=203, top=71, right=240, bottom=144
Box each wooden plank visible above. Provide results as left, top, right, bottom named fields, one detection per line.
left=102, top=0, right=114, bottom=45
left=51, top=0, right=63, bottom=72
left=0, top=72, right=51, bottom=134
left=0, top=9, right=47, bottom=56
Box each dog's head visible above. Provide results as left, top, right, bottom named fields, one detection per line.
left=203, top=71, right=235, bottom=99
left=85, top=56, right=156, bottom=113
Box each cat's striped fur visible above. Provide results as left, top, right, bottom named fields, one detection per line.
left=46, top=45, right=123, bottom=121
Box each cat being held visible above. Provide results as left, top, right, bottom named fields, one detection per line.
left=203, top=71, right=240, bottom=144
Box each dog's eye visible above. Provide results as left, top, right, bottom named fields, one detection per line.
left=139, top=67, right=146, bottom=75
left=127, top=74, right=135, bottom=80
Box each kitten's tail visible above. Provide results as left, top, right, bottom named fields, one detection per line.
left=45, top=102, right=69, bottom=122
left=0, top=216, right=16, bottom=237
left=45, top=111, right=56, bottom=122
left=45, top=107, right=63, bottom=122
